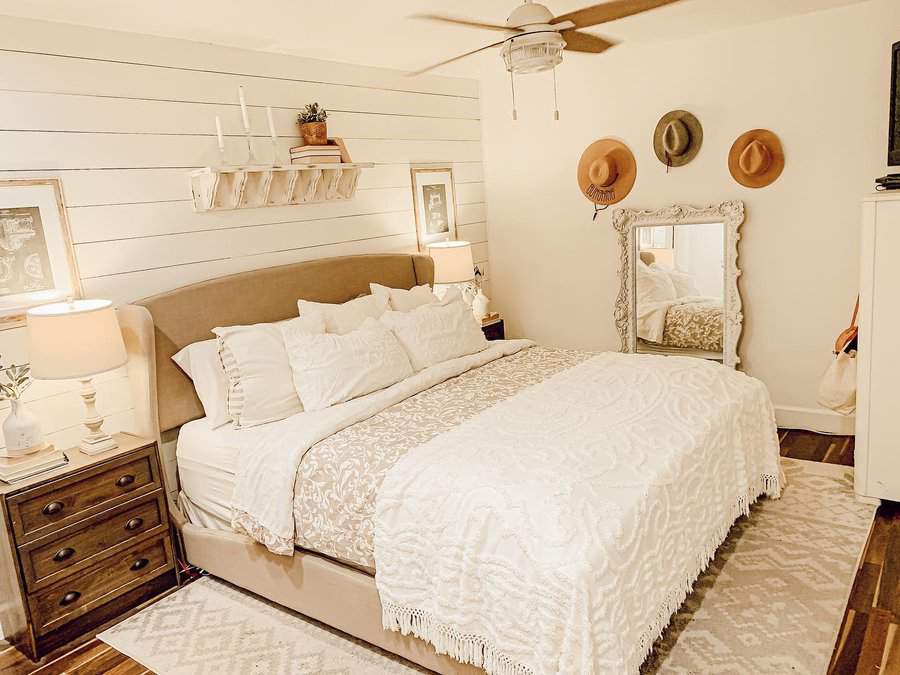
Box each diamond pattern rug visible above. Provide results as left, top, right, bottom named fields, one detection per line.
left=100, top=458, right=873, bottom=674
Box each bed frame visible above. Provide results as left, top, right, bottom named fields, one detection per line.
left=118, top=253, right=481, bottom=674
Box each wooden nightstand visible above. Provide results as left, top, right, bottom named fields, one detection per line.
left=481, top=317, right=505, bottom=341
left=0, top=432, right=177, bottom=661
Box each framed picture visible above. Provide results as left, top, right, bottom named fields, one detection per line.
left=410, top=166, right=457, bottom=251
left=0, top=179, right=81, bottom=329
left=890, top=41, right=900, bottom=166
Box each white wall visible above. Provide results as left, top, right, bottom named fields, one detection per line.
left=673, top=225, right=724, bottom=298
left=0, top=16, right=487, bottom=467
left=481, top=0, right=892, bottom=433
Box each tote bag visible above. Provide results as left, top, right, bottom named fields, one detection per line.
left=816, top=298, right=858, bottom=415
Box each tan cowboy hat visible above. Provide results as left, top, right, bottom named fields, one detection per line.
left=728, top=129, right=785, bottom=188
left=577, top=138, right=637, bottom=206
left=653, top=110, right=703, bottom=168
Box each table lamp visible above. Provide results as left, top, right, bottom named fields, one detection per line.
left=428, top=240, right=475, bottom=285
left=26, top=299, right=127, bottom=455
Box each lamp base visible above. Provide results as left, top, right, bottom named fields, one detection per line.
left=78, top=377, right=118, bottom=456
left=79, top=434, right=118, bottom=456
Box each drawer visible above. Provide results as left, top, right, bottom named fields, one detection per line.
left=8, top=447, right=160, bottom=543
left=20, top=491, right=168, bottom=591
left=28, top=533, right=173, bottom=636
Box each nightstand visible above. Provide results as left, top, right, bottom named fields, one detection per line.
left=0, top=432, right=177, bottom=661
left=481, top=317, right=505, bottom=341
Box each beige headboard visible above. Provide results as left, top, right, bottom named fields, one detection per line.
left=119, top=253, right=434, bottom=442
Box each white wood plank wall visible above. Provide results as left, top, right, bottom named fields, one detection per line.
left=0, top=16, right=489, bottom=483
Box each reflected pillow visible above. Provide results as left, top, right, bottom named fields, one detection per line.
left=636, top=260, right=677, bottom=305
left=653, top=264, right=702, bottom=298
left=298, top=294, right=389, bottom=334
left=370, top=283, right=438, bottom=312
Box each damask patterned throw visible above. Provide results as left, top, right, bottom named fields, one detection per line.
left=375, top=352, right=782, bottom=675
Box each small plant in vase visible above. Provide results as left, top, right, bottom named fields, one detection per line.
left=0, top=361, right=44, bottom=457
left=470, top=266, right=491, bottom=321
left=298, top=103, right=328, bottom=146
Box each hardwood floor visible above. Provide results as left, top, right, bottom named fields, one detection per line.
left=1, top=429, right=896, bottom=674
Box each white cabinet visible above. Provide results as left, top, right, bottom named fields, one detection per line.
left=856, top=193, right=900, bottom=502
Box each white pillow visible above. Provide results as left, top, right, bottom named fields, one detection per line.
left=213, top=314, right=325, bottom=428
left=653, top=264, right=702, bottom=298
left=379, top=299, right=489, bottom=371
left=636, top=260, right=677, bottom=305
left=298, top=294, right=389, bottom=334
left=369, top=283, right=438, bottom=312
left=284, top=317, right=413, bottom=411
left=171, top=339, right=231, bottom=428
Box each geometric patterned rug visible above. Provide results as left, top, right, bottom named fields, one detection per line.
left=99, top=458, right=874, bottom=675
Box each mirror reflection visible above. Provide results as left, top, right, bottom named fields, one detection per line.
left=634, top=222, right=725, bottom=361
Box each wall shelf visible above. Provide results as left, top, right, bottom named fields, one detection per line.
left=189, top=163, right=374, bottom=212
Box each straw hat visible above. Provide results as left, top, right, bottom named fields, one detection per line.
left=577, top=139, right=637, bottom=206
left=653, top=110, right=703, bottom=168
left=728, top=129, right=785, bottom=188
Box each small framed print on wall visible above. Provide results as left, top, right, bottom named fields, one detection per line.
left=410, top=165, right=457, bottom=251
left=0, top=179, right=81, bottom=329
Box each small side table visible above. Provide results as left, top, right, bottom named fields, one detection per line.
left=481, top=317, right=505, bottom=341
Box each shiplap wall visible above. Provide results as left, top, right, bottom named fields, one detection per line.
left=0, top=17, right=488, bottom=472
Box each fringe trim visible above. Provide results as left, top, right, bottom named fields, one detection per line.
left=381, top=470, right=782, bottom=675
left=382, top=601, right=535, bottom=675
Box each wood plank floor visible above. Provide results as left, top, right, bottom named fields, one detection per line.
left=1, top=428, right=896, bottom=674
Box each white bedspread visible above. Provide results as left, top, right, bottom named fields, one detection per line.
left=231, top=339, right=535, bottom=554
left=374, top=352, right=782, bottom=675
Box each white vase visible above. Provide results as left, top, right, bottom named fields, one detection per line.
left=2, top=399, right=43, bottom=457
left=472, top=289, right=491, bottom=321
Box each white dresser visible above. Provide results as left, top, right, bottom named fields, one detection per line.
left=856, top=192, right=900, bottom=503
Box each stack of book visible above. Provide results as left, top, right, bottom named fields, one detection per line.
left=289, top=144, right=343, bottom=165
left=0, top=444, right=68, bottom=484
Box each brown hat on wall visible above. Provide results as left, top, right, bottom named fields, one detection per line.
left=653, top=110, right=703, bottom=168
left=577, top=139, right=637, bottom=206
left=728, top=129, right=785, bottom=188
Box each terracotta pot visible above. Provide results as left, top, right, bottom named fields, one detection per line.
left=299, top=121, right=328, bottom=146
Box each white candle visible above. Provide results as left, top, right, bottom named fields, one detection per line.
left=238, top=86, right=250, bottom=132
left=266, top=106, right=277, bottom=142
left=215, top=115, right=225, bottom=152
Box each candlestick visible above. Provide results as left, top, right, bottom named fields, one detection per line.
left=238, top=86, right=250, bottom=133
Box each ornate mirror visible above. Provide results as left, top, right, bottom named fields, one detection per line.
left=611, top=201, right=745, bottom=368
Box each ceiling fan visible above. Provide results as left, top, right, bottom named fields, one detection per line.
left=410, top=0, right=682, bottom=118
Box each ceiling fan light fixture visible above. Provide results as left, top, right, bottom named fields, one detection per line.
left=501, top=31, right=566, bottom=74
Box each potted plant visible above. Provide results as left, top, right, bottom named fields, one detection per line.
left=0, top=361, right=42, bottom=457
left=297, top=103, right=328, bottom=146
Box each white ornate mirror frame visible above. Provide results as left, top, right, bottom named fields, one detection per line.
left=611, top=201, right=746, bottom=368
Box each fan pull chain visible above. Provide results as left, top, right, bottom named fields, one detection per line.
left=509, top=70, right=518, bottom=121
left=552, top=67, right=560, bottom=121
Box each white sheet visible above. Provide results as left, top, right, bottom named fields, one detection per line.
left=176, top=418, right=245, bottom=531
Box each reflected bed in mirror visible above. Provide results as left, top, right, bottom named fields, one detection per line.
left=612, top=202, right=745, bottom=368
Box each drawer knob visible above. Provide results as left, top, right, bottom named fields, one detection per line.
left=124, top=517, right=144, bottom=531
left=42, top=501, right=64, bottom=516
left=130, top=558, right=149, bottom=572
left=115, top=474, right=135, bottom=488
left=53, top=547, right=75, bottom=563
left=59, top=591, right=81, bottom=606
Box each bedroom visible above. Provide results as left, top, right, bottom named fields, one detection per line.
left=0, top=0, right=896, bottom=673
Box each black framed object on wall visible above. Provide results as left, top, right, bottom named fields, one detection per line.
left=890, top=41, right=900, bottom=166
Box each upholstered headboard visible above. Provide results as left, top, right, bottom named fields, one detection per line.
left=118, top=253, right=434, bottom=441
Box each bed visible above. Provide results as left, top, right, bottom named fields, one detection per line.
left=118, top=253, right=782, bottom=675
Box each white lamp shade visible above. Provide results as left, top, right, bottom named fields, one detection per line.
left=428, top=240, right=474, bottom=284
left=26, top=299, right=127, bottom=380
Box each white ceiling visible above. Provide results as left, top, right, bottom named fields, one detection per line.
left=0, top=0, right=870, bottom=76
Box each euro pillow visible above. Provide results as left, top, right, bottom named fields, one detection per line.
left=379, top=297, right=489, bottom=371
left=298, top=294, right=389, bottom=334
left=283, top=317, right=413, bottom=411
left=653, top=264, right=702, bottom=298
left=369, top=283, right=438, bottom=312
left=636, top=260, right=677, bottom=305
left=171, top=339, right=231, bottom=428
left=213, top=314, right=325, bottom=428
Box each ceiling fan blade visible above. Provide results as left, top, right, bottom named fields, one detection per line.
left=561, top=29, right=618, bottom=53
left=411, top=13, right=522, bottom=33
left=552, top=0, right=681, bottom=29
left=407, top=38, right=508, bottom=77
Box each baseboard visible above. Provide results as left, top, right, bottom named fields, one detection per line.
left=775, top=405, right=855, bottom=435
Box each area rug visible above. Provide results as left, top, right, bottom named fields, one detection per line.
left=100, top=458, right=874, bottom=675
